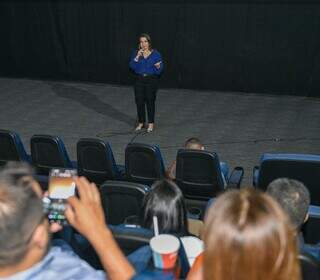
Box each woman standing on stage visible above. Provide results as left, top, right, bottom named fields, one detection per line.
left=129, top=33, right=163, bottom=133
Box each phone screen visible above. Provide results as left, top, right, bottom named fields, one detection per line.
left=49, top=169, right=76, bottom=199
left=44, top=169, right=77, bottom=224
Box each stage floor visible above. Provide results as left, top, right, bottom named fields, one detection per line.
left=1, top=77, right=320, bottom=185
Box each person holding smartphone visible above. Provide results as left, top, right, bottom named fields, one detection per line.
left=129, top=33, right=164, bottom=133
left=0, top=165, right=135, bottom=280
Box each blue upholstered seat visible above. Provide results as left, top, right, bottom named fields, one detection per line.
left=31, top=134, right=76, bottom=175
left=303, top=205, right=320, bottom=245
left=125, top=143, right=165, bottom=185
left=0, top=129, right=31, bottom=166
left=253, top=153, right=320, bottom=206
left=175, top=149, right=243, bottom=200
left=77, top=138, right=124, bottom=185
left=100, top=180, right=150, bottom=225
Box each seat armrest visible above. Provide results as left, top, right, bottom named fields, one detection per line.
left=116, top=164, right=126, bottom=179
left=26, top=154, right=32, bottom=163
left=227, top=167, right=244, bottom=189
left=308, top=205, right=320, bottom=219
left=253, top=166, right=259, bottom=187
left=71, top=160, right=78, bottom=169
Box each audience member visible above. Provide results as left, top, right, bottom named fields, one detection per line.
left=166, top=137, right=228, bottom=183
left=267, top=178, right=320, bottom=260
left=129, top=180, right=203, bottom=268
left=187, top=188, right=301, bottom=280
left=166, top=137, right=204, bottom=180
left=0, top=164, right=134, bottom=280
left=141, top=179, right=189, bottom=236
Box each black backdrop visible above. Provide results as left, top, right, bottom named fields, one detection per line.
left=1, top=1, right=320, bottom=96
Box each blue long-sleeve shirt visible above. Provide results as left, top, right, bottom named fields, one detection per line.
left=0, top=243, right=105, bottom=280
left=129, top=49, right=164, bottom=76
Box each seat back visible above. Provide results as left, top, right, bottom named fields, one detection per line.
left=110, top=225, right=153, bottom=256
left=302, top=205, right=320, bottom=244
left=299, top=252, right=320, bottom=280
left=257, top=154, right=320, bottom=205
left=77, top=138, right=119, bottom=184
left=175, top=149, right=225, bottom=200
left=0, top=130, right=30, bottom=166
left=31, top=134, right=73, bottom=175
left=100, top=180, right=149, bottom=225
left=125, top=143, right=165, bottom=185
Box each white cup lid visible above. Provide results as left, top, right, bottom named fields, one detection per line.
left=150, top=234, right=180, bottom=254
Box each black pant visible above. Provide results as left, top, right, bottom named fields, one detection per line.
left=134, top=76, right=158, bottom=124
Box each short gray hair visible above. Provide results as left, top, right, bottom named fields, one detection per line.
left=0, top=172, right=43, bottom=266
left=266, top=178, right=310, bottom=228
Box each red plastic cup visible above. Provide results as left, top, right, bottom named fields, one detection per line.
left=150, top=234, right=180, bottom=269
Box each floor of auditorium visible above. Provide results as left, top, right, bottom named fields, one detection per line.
left=1, top=77, right=320, bottom=185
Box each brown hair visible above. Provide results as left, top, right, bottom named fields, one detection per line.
left=139, top=33, right=152, bottom=50
left=203, top=188, right=301, bottom=280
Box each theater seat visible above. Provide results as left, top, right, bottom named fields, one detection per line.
left=302, top=205, right=320, bottom=245
left=0, top=130, right=30, bottom=166
left=125, top=143, right=165, bottom=185
left=77, top=138, right=124, bottom=185
left=110, top=225, right=153, bottom=256
left=30, top=134, right=76, bottom=175
left=253, top=153, right=320, bottom=206
left=299, top=251, right=320, bottom=280
left=175, top=149, right=244, bottom=200
left=100, top=180, right=150, bottom=225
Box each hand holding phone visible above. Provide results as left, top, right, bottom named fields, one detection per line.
left=65, top=177, right=106, bottom=238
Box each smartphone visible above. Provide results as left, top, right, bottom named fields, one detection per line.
left=43, top=168, right=77, bottom=224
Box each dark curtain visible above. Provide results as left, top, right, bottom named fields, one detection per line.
left=1, top=0, right=320, bottom=97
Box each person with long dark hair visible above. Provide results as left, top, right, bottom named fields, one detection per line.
left=129, top=33, right=163, bottom=133
left=139, top=180, right=203, bottom=266
left=141, top=179, right=189, bottom=236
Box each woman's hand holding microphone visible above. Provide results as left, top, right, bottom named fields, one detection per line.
left=134, top=49, right=144, bottom=61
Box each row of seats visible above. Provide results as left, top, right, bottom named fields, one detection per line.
left=1, top=130, right=320, bottom=203
left=0, top=129, right=244, bottom=199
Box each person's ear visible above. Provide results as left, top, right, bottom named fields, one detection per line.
left=31, top=222, right=49, bottom=249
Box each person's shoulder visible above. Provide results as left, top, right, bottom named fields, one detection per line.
left=152, top=49, right=162, bottom=56
left=45, top=246, right=105, bottom=279
left=1, top=246, right=105, bottom=280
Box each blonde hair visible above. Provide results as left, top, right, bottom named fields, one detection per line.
left=203, top=188, right=301, bottom=280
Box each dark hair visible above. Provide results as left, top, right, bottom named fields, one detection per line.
left=141, top=179, right=188, bottom=236
left=204, top=188, right=300, bottom=280
left=1, top=162, right=43, bottom=197
left=139, top=33, right=152, bottom=50
left=0, top=171, right=43, bottom=267
left=184, top=137, right=203, bottom=150
left=266, top=178, right=310, bottom=229
left=1, top=161, right=34, bottom=186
